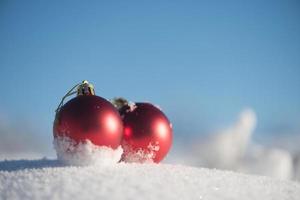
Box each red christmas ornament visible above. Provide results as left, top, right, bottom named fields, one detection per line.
left=114, top=99, right=173, bottom=163
left=53, top=81, right=123, bottom=149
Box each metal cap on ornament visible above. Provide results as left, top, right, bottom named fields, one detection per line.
left=77, top=80, right=95, bottom=96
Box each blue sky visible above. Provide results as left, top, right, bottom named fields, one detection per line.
left=0, top=0, right=300, bottom=140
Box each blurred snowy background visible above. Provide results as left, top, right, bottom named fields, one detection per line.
left=0, top=0, right=299, bottom=181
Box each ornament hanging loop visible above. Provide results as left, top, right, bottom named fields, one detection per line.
left=55, top=80, right=95, bottom=113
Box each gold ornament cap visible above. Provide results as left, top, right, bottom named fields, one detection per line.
left=77, top=80, right=95, bottom=96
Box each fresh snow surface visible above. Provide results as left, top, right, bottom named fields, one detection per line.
left=0, top=159, right=299, bottom=200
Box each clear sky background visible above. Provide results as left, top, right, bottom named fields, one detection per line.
left=0, top=0, right=300, bottom=148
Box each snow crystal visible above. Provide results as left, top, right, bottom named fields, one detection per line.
left=53, top=136, right=123, bottom=166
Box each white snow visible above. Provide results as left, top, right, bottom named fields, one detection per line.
left=53, top=136, right=123, bottom=166
left=0, top=159, right=299, bottom=200
left=121, top=141, right=160, bottom=163
left=127, top=101, right=137, bottom=112
left=168, top=109, right=297, bottom=180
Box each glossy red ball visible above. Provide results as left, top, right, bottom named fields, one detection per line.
left=120, top=103, right=173, bottom=163
left=53, top=95, right=123, bottom=149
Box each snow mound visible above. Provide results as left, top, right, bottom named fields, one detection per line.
left=0, top=159, right=299, bottom=200
left=170, top=109, right=296, bottom=180
left=53, top=137, right=123, bottom=166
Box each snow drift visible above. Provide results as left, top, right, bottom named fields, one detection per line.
left=168, top=109, right=298, bottom=180
left=0, top=159, right=299, bottom=200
